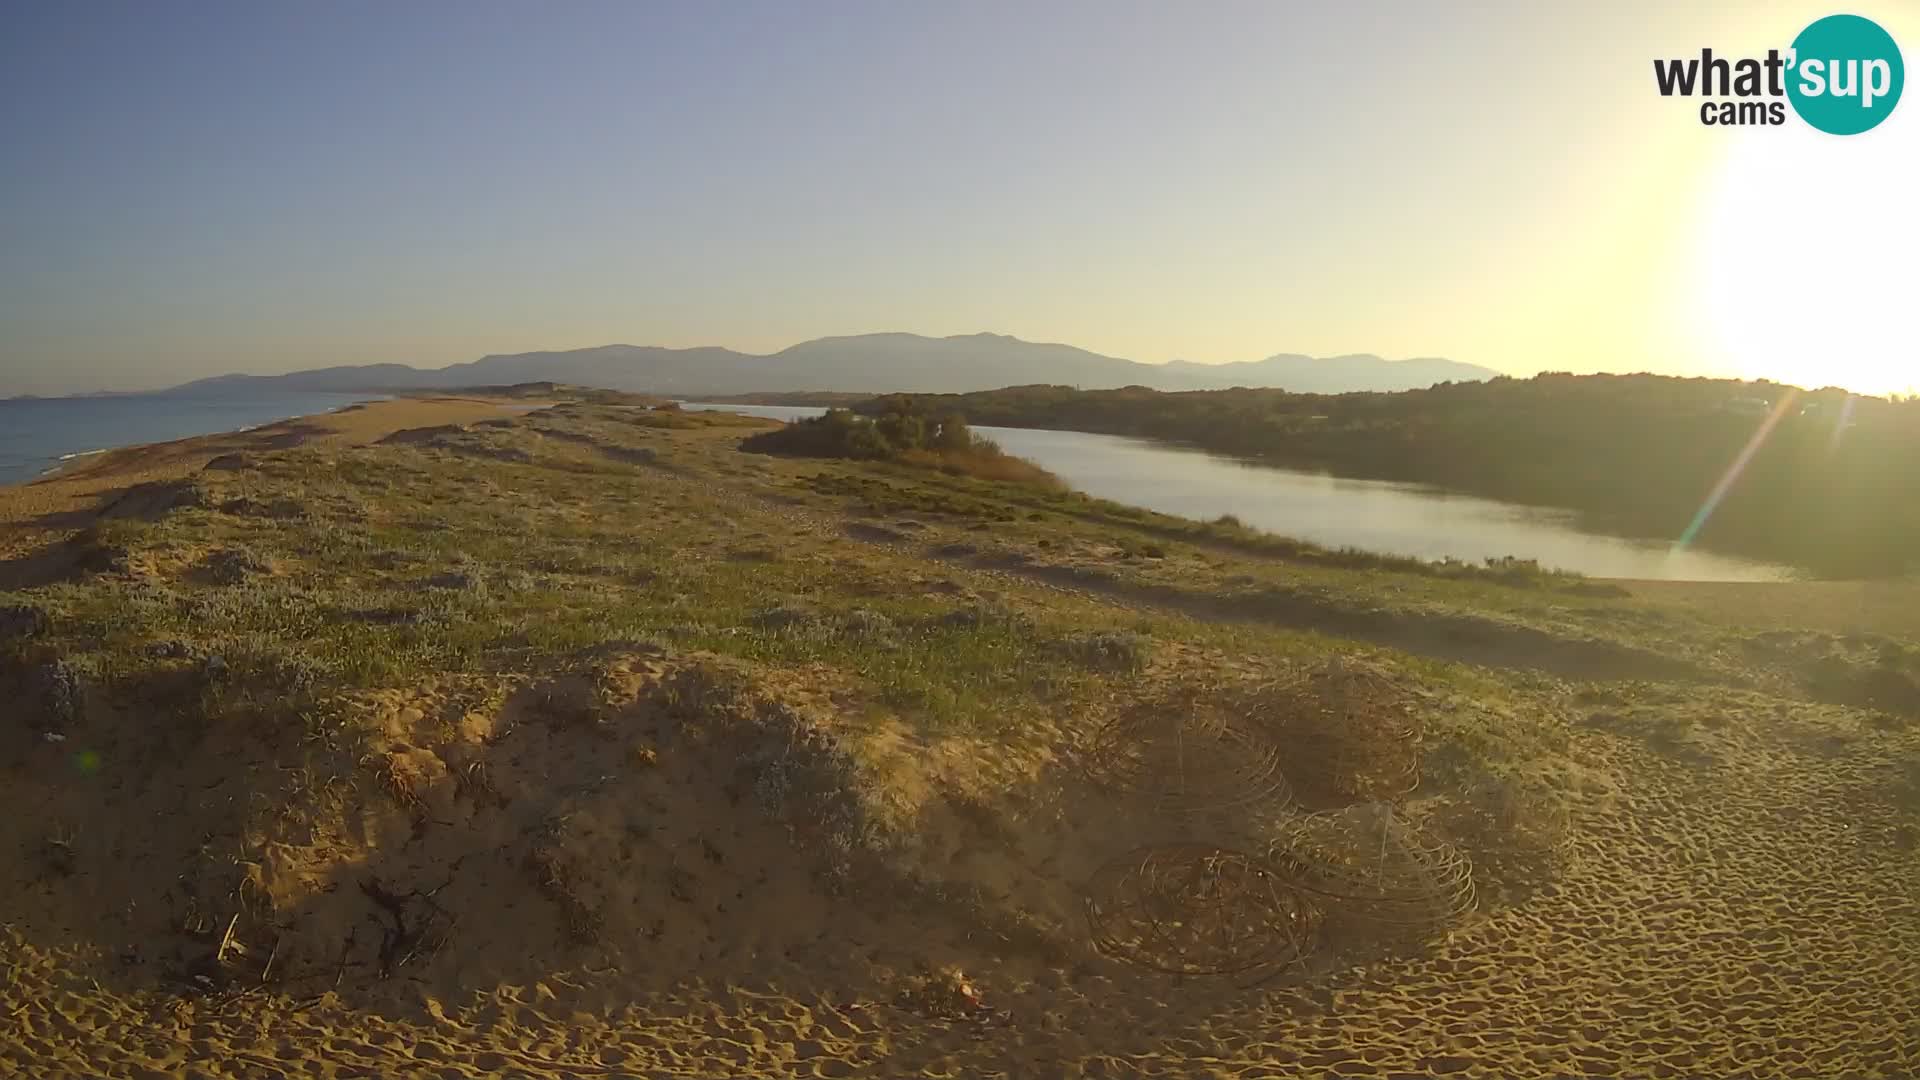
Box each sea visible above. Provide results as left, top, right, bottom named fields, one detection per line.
left=0, top=392, right=385, bottom=487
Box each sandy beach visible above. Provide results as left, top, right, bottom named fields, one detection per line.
left=0, top=397, right=524, bottom=564
left=2, top=400, right=1916, bottom=1078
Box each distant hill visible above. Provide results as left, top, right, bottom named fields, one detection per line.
left=162, top=333, right=1498, bottom=397
left=1160, top=353, right=1494, bottom=393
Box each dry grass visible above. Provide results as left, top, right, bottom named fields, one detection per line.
left=898, top=446, right=1063, bottom=487
left=4, top=394, right=1918, bottom=1078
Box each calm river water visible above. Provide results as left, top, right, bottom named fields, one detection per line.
left=681, top=402, right=1790, bottom=582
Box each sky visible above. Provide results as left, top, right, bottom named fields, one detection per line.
left=2, top=1, right=1915, bottom=396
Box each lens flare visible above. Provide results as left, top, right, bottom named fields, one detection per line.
left=1827, top=394, right=1859, bottom=454
left=1676, top=389, right=1801, bottom=550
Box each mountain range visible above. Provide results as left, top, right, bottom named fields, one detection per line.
left=163, top=333, right=1498, bottom=397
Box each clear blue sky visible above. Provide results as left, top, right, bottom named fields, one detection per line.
left=3, top=1, right=1914, bottom=394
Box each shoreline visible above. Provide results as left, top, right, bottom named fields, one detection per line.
left=7, top=394, right=1915, bottom=639
left=29, top=400, right=384, bottom=482
left=677, top=403, right=1804, bottom=585
left=0, top=395, right=527, bottom=564
left=4, top=395, right=395, bottom=487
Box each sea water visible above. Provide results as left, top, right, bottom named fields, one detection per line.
left=0, top=392, right=383, bottom=486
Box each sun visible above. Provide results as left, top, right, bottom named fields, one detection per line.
left=1693, top=111, right=1918, bottom=395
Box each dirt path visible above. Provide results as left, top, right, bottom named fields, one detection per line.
left=818, top=507, right=1717, bottom=684
left=1626, top=577, right=1920, bottom=640
left=977, top=554, right=1714, bottom=683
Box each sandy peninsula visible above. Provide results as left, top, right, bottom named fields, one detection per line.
left=1, top=397, right=528, bottom=560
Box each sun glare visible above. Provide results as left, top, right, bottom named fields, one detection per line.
left=1694, top=117, right=1918, bottom=396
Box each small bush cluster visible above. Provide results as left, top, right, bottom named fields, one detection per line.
left=197, top=547, right=270, bottom=585
left=32, top=658, right=87, bottom=728
left=1055, top=629, right=1152, bottom=672
left=0, top=603, right=49, bottom=642
left=742, top=407, right=1059, bottom=487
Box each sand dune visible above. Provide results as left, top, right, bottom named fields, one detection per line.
left=7, top=695, right=1914, bottom=1076
left=3, top=401, right=1916, bottom=1077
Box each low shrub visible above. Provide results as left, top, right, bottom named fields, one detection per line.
left=743, top=409, right=1061, bottom=488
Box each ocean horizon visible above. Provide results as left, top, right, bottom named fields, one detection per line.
left=0, top=391, right=385, bottom=486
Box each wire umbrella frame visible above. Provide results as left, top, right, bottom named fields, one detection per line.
left=1084, top=844, right=1323, bottom=975
left=1248, top=659, right=1427, bottom=805
left=1082, top=701, right=1295, bottom=816
left=1268, top=804, right=1476, bottom=937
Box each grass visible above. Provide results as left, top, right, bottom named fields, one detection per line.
left=8, top=415, right=1119, bottom=747
left=794, top=459, right=1609, bottom=593
left=11, top=396, right=1920, bottom=1023
left=7, top=400, right=1912, bottom=822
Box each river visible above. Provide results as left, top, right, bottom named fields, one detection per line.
left=679, top=402, right=1792, bottom=582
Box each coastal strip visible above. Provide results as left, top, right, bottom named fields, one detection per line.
left=0, top=395, right=526, bottom=563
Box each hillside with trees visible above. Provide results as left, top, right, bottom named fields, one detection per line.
left=854, top=375, right=1920, bottom=576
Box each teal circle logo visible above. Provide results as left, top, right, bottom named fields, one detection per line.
left=1787, top=14, right=1904, bottom=134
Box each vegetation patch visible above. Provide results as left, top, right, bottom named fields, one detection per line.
left=840, top=379, right=1920, bottom=576
left=743, top=406, right=1061, bottom=488
left=5, top=393, right=1915, bottom=1065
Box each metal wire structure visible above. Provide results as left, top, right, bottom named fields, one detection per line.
left=1083, top=695, right=1295, bottom=816
left=1269, top=804, right=1475, bottom=938
left=1445, top=773, right=1576, bottom=859
left=1251, top=659, right=1425, bottom=805
left=1084, top=844, right=1323, bottom=974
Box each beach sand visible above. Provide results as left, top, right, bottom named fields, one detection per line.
left=2, top=401, right=1916, bottom=1078
left=0, top=396, right=522, bottom=561
left=6, top=671, right=1914, bottom=1077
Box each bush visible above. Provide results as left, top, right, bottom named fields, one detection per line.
left=0, top=603, right=50, bottom=642
left=742, top=407, right=1060, bottom=488
left=1055, top=629, right=1151, bottom=672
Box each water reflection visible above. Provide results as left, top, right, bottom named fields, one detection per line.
left=678, top=402, right=1791, bottom=582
